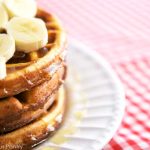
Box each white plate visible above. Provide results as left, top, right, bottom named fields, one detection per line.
left=36, top=40, right=125, bottom=150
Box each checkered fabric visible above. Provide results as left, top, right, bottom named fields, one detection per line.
left=38, top=0, right=150, bottom=149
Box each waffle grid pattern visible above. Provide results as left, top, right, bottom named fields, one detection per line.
left=38, top=0, right=150, bottom=149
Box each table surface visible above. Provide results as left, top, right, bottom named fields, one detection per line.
left=38, top=0, right=150, bottom=149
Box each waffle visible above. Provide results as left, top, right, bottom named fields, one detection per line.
left=0, top=64, right=66, bottom=133
left=0, top=86, right=66, bottom=150
left=0, top=8, right=67, bottom=149
left=0, top=9, right=66, bottom=98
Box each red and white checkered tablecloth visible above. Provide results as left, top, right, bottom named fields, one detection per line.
left=38, top=0, right=150, bottom=149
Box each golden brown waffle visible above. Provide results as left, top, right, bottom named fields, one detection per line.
left=0, top=86, right=66, bottom=150
left=0, top=64, right=66, bottom=133
left=0, top=9, right=66, bottom=98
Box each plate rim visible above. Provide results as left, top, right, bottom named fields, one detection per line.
left=69, top=39, right=126, bottom=149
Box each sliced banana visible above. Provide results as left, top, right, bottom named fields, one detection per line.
left=3, top=0, right=37, bottom=18
left=0, top=3, right=9, bottom=31
left=7, top=17, right=48, bottom=53
left=0, top=56, right=6, bottom=79
left=0, top=34, right=15, bottom=62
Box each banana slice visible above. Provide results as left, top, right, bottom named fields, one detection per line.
left=0, top=56, right=6, bottom=79
left=3, top=0, right=37, bottom=18
left=0, top=34, right=15, bottom=79
left=0, top=3, right=9, bottom=31
left=7, top=17, right=48, bottom=53
left=0, top=34, right=15, bottom=62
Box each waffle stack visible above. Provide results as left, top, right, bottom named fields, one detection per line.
left=0, top=9, right=67, bottom=149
